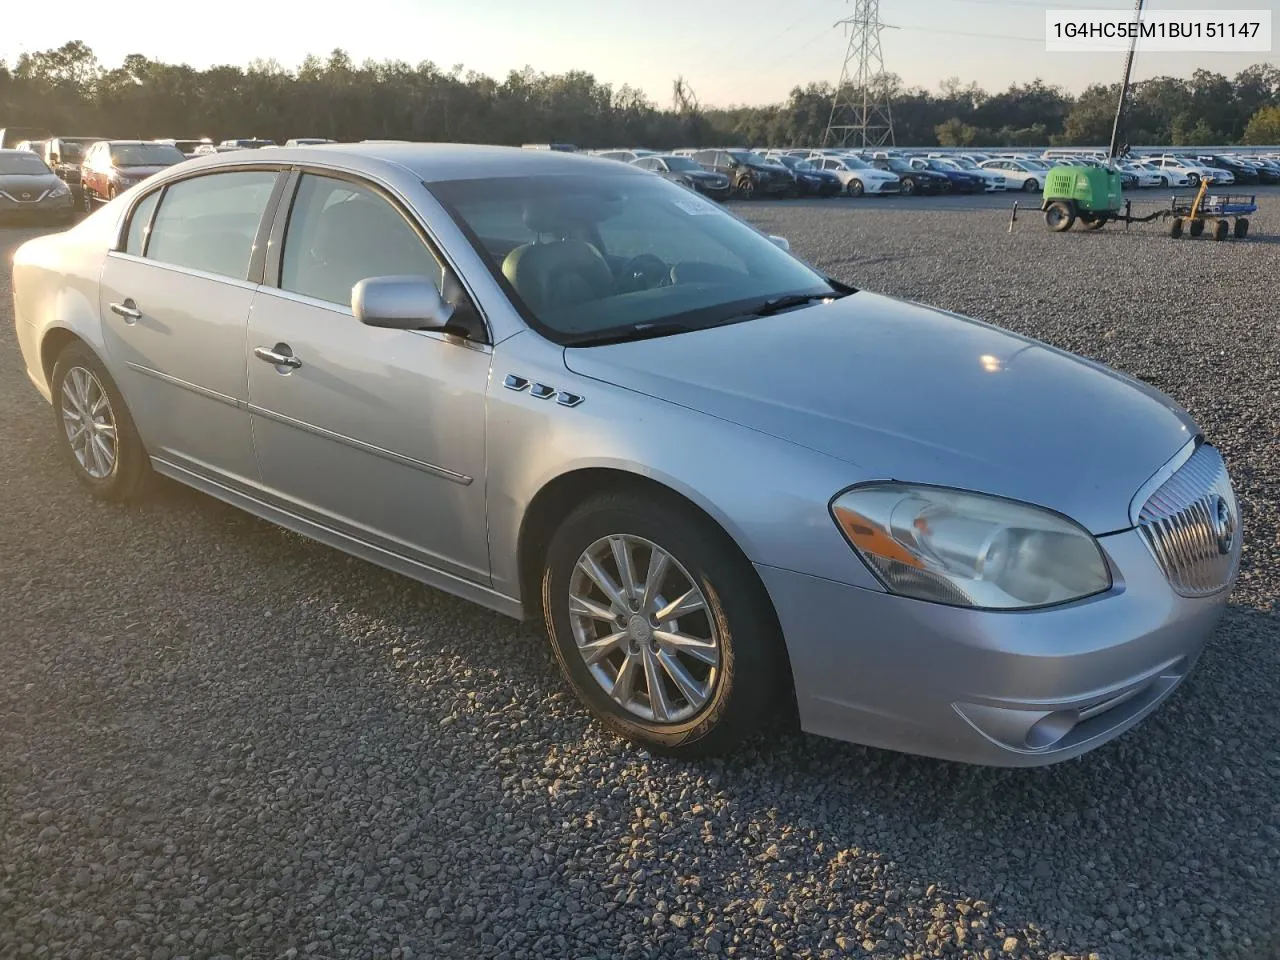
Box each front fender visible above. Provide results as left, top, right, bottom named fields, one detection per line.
left=485, top=332, right=884, bottom=604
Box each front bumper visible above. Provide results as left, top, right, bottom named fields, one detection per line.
left=0, top=192, right=75, bottom=222
left=863, top=179, right=900, bottom=195
left=759, top=526, right=1235, bottom=766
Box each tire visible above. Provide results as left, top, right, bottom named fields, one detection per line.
left=1045, top=201, right=1076, bottom=232
left=900, top=177, right=916, bottom=196
left=736, top=177, right=756, bottom=200
left=1022, top=179, right=1039, bottom=193
left=1213, top=219, right=1229, bottom=242
left=1235, top=218, right=1250, bottom=239
left=541, top=490, right=788, bottom=757
left=848, top=179, right=864, bottom=197
left=1169, top=216, right=1184, bottom=239
left=82, top=186, right=94, bottom=213
left=1159, top=176, right=1169, bottom=188
left=1189, top=220, right=1204, bottom=238
left=50, top=341, right=152, bottom=501
left=1081, top=213, right=1108, bottom=231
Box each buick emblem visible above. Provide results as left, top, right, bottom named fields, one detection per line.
left=21, top=192, right=32, bottom=200
left=1211, top=495, right=1235, bottom=555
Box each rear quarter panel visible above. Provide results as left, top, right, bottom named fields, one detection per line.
left=13, top=205, right=123, bottom=400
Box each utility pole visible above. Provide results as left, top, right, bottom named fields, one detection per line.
left=1108, top=0, right=1146, bottom=161
left=822, top=0, right=898, bottom=149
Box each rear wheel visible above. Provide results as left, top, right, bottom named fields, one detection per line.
left=1234, top=218, right=1250, bottom=239
left=1189, top=220, right=1204, bottom=238
left=1213, top=219, right=1229, bottom=241
left=1169, top=216, right=1184, bottom=239
left=1045, top=201, right=1076, bottom=232
left=1081, top=213, right=1108, bottom=231
left=541, top=491, right=789, bottom=757
left=50, top=341, right=151, bottom=501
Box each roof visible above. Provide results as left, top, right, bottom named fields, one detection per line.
left=292, top=142, right=650, bottom=183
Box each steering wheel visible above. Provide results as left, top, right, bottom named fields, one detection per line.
left=618, top=253, right=672, bottom=293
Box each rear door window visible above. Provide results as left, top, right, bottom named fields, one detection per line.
left=146, top=170, right=280, bottom=280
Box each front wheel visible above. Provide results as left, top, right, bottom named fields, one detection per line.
left=900, top=177, right=916, bottom=196
left=82, top=187, right=94, bottom=213
left=1213, top=219, right=1229, bottom=242
left=736, top=177, right=756, bottom=200
left=848, top=179, right=864, bottom=197
left=50, top=341, right=152, bottom=501
left=541, top=491, right=788, bottom=757
left=1022, top=179, right=1039, bottom=193
left=1169, top=216, right=1184, bottom=239
left=1159, top=176, right=1169, bottom=188
left=1045, top=201, right=1076, bottom=232
left=1235, top=218, right=1250, bottom=239
left=1189, top=219, right=1204, bottom=238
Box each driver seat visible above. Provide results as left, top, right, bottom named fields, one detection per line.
left=502, top=239, right=615, bottom=315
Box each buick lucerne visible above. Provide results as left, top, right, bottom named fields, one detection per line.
left=12, top=144, right=1240, bottom=764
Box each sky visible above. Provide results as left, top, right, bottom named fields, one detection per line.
left=3, top=0, right=1276, bottom=107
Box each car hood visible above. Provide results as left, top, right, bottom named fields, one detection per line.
left=0, top=173, right=62, bottom=193
left=563, top=292, right=1196, bottom=534
left=116, top=164, right=175, bottom=178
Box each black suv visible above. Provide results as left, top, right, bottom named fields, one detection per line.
left=865, top=156, right=951, bottom=195
left=691, top=149, right=796, bottom=199
left=42, top=136, right=109, bottom=188
left=1193, top=155, right=1261, bottom=185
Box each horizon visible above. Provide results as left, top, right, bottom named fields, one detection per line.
left=4, top=0, right=1276, bottom=110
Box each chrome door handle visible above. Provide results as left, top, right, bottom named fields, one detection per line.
left=110, top=300, right=142, bottom=323
left=253, top=345, right=302, bottom=369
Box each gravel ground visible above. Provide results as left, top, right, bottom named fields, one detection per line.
left=2, top=189, right=1278, bottom=960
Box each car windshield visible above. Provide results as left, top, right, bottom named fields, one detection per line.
left=949, top=157, right=977, bottom=169
left=841, top=156, right=873, bottom=170
left=59, top=143, right=85, bottom=159
left=432, top=173, right=839, bottom=344
left=728, top=150, right=768, bottom=166
left=884, top=158, right=912, bottom=172
left=664, top=157, right=701, bottom=172
left=110, top=143, right=186, bottom=167
left=0, top=152, right=52, bottom=175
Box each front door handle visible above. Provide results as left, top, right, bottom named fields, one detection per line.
left=254, top=344, right=303, bottom=369
left=110, top=299, right=142, bottom=323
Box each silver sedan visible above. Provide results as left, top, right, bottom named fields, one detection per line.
left=11, top=144, right=1240, bottom=764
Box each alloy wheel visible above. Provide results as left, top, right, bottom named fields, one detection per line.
left=60, top=366, right=118, bottom=479
left=567, top=534, right=720, bottom=724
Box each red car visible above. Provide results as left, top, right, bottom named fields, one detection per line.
left=80, top=140, right=186, bottom=209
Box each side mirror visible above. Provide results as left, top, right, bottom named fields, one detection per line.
left=352, top=275, right=455, bottom=331
left=767, top=235, right=791, bottom=252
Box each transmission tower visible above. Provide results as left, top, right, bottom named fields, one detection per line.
left=822, top=0, right=897, bottom=148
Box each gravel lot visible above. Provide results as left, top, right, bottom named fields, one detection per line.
left=2, top=189, right=1278, bottom=960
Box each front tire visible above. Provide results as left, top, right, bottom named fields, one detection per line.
left=541, top=491, right=788, bottom=757
left=1022, top=178, right=1039, bottom=193
left=848, top=179, right=864, bottom=197
left=1045, top=201, right=1076, bottom=232
left=50, top=342, right=151, bottom=501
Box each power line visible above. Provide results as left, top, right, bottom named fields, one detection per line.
left=892, top=23, right=1045, bottom=43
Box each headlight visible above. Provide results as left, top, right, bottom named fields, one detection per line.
left=830, top=484, right=1111, bottom=609
left=48, top=181, right=70, bottom=198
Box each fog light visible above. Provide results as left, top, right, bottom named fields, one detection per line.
left=1025, top=710, right=1079, bottom=750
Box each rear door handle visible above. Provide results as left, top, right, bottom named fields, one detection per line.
left=254, top=345, right=303, bottom=369
left=109, top=299, right=142, bottom=323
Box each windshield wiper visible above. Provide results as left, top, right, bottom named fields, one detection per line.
left=562, top=321, right=702, bottom=347
left=753, top=291, right=847, bottom=316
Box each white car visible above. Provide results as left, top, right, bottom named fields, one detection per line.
left=591, top=149, right=658, bottom=163
left=1119, top=162, right=1162, bottom=188
left=979, top=158, right=1048, bottom=192
left=1147, top=156, right=1233, bottom=186
left=807, top=154, right=901, bottom=196
left=1132, top=160, right=1190, bottom=188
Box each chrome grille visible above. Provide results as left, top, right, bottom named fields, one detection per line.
left=1137, top=443, right=1239, bottom=597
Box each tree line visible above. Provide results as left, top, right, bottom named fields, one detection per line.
left=3, top=42, right=1279, bottom=150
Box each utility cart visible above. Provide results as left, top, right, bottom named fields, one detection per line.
left=1168, top=178, right=1256, bottom=240
left=1039, top=165, right=1170, bottom=232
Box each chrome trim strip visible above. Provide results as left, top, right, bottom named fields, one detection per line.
left=246, top=403, right=473, bottom=485
left=126, top=362, right=244, bottom=408
left=105, top=252, right=262, bottom=291
left=149, top=457, right=521, bottom=620
left=126, top=362, right=473, bottom=485
left=1127, top=435, right=1200, bottom=527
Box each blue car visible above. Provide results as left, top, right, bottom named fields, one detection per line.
left=912, top=158, right=986, bottom=194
